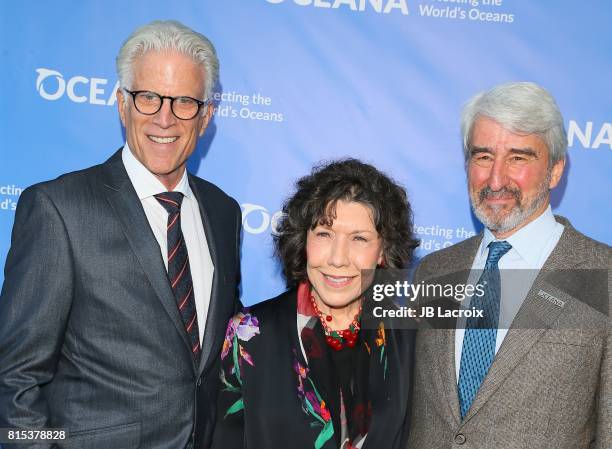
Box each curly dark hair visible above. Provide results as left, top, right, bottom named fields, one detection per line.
left=274, top=158, right=419, bottom=287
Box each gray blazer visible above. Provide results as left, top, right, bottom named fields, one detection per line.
left=0, top=150, right=242, bottom=449
left=406, top=216, right=611, bottom=449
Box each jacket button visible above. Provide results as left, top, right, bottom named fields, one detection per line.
left=454, top=433, right=466, bottom=445
left=197, top=377, right=202, bottom=386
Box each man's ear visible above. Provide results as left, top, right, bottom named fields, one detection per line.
left=117, top=88, right=127, bottom=127
left=549, top=157, right=565, bottom=189
left=199, top=103, right=214, bottom=136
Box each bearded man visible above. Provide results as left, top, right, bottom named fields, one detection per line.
left=406, top=82, right=610, bottom=449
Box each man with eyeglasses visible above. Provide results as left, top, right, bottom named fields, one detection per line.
left=0, top=21, right=241, bottom=449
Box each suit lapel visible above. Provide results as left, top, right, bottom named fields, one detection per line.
left=462, top=279, right=562, bottom=421
left=189, top=176, right=222, bottom=375
left=463, top=222, right=583, bottom=421
left=425, top=236, right=481, bottom=425
left=101, top=150, right=194, bottom=361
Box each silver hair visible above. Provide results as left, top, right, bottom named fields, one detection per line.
left=461, top=82, right=567, bottom=166
left=116, top=20, right=219, bottom=102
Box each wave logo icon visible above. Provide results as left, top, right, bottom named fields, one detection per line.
left=35, top=68, right=118, bottom=105
left=36, top=68, right=66, bottom=101
left=241, top=203, right=285, bottom=235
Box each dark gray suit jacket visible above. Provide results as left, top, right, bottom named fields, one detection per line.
left=0, top=150, right=242, bottom=449
left=407, top=216, right=611, bottom=449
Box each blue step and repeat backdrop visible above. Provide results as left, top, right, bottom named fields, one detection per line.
left=0, top=1, right=610, bottom=305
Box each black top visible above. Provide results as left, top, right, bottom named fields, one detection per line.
left=211, top=287, right=416, bottom=449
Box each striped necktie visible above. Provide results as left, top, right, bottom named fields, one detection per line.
left=155, top=192, right=201, bottom=363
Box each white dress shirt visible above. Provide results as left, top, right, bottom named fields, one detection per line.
left=122, top=144, right=214, bottom=343
left=455, top=205, right=564, bottom=382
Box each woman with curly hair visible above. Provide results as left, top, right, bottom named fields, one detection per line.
left=212, top=159, right=419, bottom=449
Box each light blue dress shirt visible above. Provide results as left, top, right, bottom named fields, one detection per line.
left=455, top=206, right=564, bottom=382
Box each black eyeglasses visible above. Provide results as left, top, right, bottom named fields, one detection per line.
left=123, top=89, right=208, bottom=120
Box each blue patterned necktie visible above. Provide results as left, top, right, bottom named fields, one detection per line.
left=457, top=240, right=512, bottom=419
left=155, top=192, right=201, bottom=363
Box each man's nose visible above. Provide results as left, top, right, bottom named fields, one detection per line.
left=153, top=98, right=176, bottom=128
left=487, top=158, right=509, bottom=191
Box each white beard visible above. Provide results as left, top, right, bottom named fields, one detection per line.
left=470, top=175, right=551, bottom=234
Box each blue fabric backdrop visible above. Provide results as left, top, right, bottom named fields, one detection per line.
left=0, top=0, right=610, bottom=305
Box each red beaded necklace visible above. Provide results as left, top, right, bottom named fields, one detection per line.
left=309, top=294, right=361, bottom=351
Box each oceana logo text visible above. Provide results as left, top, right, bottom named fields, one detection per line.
left=567, top=120, right=612, bottom=150
left=36, top=68, right=119, bottom=106
left=241, top=203, right=285, bottom=235
left=266, top=0, right=409, bottom=15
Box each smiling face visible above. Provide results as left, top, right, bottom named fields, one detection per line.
left=467, top=117, right=565, bottom=238
left=117, top=50, right=213, bottom=190
left=306, top=200, right=384, bottom=316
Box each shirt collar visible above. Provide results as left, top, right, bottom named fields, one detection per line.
left=122, top=143, right=193, bottom=200
left=480, top=205, right=559, bottom=265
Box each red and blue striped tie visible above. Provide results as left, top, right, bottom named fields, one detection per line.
left=155, top=192, right=201, bottom=363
